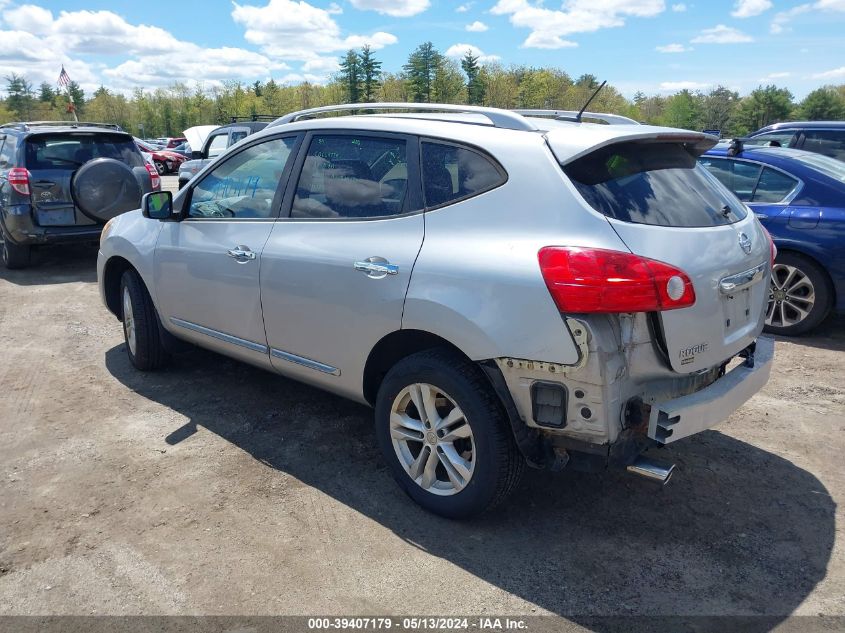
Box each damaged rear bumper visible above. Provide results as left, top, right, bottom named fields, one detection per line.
left=647, top=336, right=774, bottom=444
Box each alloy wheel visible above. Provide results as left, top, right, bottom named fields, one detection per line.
left=766, top=263, right=816, bottom=328
left=122, top=286, right=137, bottom=356
left=389, top=383, right=476, bottom=496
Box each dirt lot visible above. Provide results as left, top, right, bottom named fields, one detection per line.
left=0, top=235, right=843, bottom=628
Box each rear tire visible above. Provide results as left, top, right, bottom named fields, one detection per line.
left=375, top=349, right=524, bottom=519
left=120, top=269, right=169, bottom=370
left=1, top=234, right=31, bottom=269
left=764, top=252, right=832, bottom=336
left=154, top=160, right=167, bottom=175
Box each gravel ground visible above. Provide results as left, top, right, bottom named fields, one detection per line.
left=0, top=240, right=843, bottom=629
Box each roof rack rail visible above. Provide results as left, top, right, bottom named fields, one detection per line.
left=269, top=103, right=539, bottom=132
left=228, top=114, right=282, bottom=123
left=0, top=121, right=124, bottom=131
left=512, top=110, right=639, bottom=126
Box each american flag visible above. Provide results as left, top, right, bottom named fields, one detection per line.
left=57, top=66, right=71, bottom=88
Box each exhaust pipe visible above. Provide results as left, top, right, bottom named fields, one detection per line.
left=627, top=456, right=675, bottom=486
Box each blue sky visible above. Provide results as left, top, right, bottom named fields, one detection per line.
left=1, top=0, right=843, bottom=100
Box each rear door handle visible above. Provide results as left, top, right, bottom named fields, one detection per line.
left=354, top=258, right=399, bottom=278
left=227, top=245, right=256, bottom=262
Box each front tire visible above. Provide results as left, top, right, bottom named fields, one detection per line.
left=765, top=252, right=832, bottom=336
left=375, top=349, right=524, bottom=519
left=1, top=234, right=31, bottom=269
left=120, top=269, right=169, bottom=370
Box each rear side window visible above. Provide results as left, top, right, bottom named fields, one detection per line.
left=421, top=141, right=506, bottom=208
left=292, top=134, right=409, bottom=219
left=801, top=130, right=845, bottom=161
left=206, top=133, right=228, bottom=158
left=0, top=136, right=13, bottom=168
left=24, top=133, right=143, bottom=170
left=564, top=142, right=747, bottom=227
left=699, top=157, right=761, bottom=201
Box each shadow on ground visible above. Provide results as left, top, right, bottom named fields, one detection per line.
left=105, top=344, right=835, bottom=629
left=0, top=243, right=98, bottom=286
left=774, top=313, right=845, bottom=352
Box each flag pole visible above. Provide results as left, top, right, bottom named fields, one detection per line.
left=57, top=66, right=79, bottom=123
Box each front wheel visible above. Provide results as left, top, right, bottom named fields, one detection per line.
left=120, top=269, right=169, bottom=370
left=375, top=349, right=524, bottom=519
left=765, top=252, right=832, bottom=336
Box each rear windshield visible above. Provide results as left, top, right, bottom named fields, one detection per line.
left=790, top=151, right=845, bottom=183
left=564, top=141, right=747, bottom=227
left=25, top=133, right=144, bottom=170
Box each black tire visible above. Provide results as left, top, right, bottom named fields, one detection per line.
left=120, top=269, right=169, bottom=370
left=1, top=234, right=31, bottom=269
left=764, top=252, right=833, bottom=336
left=154, top=160, right=167, bottom=175
left=375, top=348, right=524, bottom=519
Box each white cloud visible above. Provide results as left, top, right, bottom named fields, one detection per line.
left=660, top=81, right=710, bottom=91
left=812, top=66, right=845, bottom=79
left=349, top=0, right=430, bottom=17
left=466, top=21, right=488, bottom=32
left=759, top=71, right=791, bottom=81
left=491, top=0, right=664, bottom=49
left=671, top=3, right=687, bottom=11
left=656, top=43, right=689, bottom=53
left=731, top=0, right=772, bottom=18
left=691, top=24, right=753, bottom=44
left=771, top=1, right=845, bottom=34
left=444, top=44, right=500, bottom=63
left=456, top=3, right=473, bottom=12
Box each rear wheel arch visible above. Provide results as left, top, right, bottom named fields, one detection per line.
left=362, top=329, right=471, bottom=407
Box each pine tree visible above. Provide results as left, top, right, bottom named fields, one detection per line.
left=360, top=45, right=382, bottom=103
left=338, top=49, right=362, bottom=103
left=4, top=74, right=34, bottom=120
left=404, top=42, right=443, bottom=102
left=38, top=82, right=55, bottom=104
left=461, top=50, right=485, bottom=105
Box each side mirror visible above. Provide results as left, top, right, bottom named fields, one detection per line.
left=142, top=191, right=174, bottom=220
left=191, top=151, right=203, bottom=159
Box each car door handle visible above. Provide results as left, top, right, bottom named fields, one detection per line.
left=227, top=246, right=256, bottom=262
left=354, top=259, right=399, bottom=278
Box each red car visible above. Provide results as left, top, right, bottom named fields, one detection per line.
left=157, top=137, right=188, bottom=149
left=135, top=139, right=187, bottom=175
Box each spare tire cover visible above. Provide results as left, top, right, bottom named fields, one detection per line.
left=72, top=158, right=143, bottom=223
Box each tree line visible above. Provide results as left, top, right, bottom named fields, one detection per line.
left=2, top=41, right=844, bottom=139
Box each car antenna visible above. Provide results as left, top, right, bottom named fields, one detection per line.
left=575, top=80, right=607, bottom=123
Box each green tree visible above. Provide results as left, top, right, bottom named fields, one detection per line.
left=5, top=74, right=34, bottom=120
left=360, top=45, right=382, bottom=103
left=432, top=58, right=465, bottom=103
left=798, top=86, right=845, bottom=120
left=38, top=82, right=55, bottom=104
left=661, top=89, right=703, bottom=130
left=404, top=42, right=443, bottom=102
left=731, top=85, right=794, bottom=134
left=66, top=80, right=85, bottom=117
left=338, top=49, right=362, bottom=103
left=461, top=49, right=485, bottom=105
left=701, top=86, right=740, bottom=134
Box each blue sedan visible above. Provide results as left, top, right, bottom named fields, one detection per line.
left=700, top=143, right=845, bottom=335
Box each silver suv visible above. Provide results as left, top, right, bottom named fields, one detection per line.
left=97, top=104, right=775, bottom=518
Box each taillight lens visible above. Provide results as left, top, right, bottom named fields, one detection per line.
left=761, top=226, right=777, bottom=267
left=145, top=163, right=161, bottom=191
left=8, top=168, right=31, bottom=196
left=538, top=247, right=696, bottom=313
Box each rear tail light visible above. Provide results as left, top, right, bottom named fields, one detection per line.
left=145, top=163, right=161, bottom=191
left=761, top=226, right=777, bottom=267
left=8, top=168, right=31, bottom=196
left=538, top=247, right=696, bottom=313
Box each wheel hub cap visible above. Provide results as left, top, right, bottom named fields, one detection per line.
left=389, top=383, right=475, bottom=496
left=122, top=287, right=137, bottom=356
left=766, top=263, right=816, bottom=328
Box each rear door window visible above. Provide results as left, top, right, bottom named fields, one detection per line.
left=24, top=133, right=143, bottom=169
left=565, top=142, right=747, bottom=227
left=800, top=130, right=845, bottom=161
left=752, top=167, right=799, bottom=203
left=0, top=136, right=12, bottom=168
left=421, top=141, right=506, bottom=208
left=291, top=134, right=410, bottom=219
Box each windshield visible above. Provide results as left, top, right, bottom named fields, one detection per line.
left=564, top=141, right=747, bottom=227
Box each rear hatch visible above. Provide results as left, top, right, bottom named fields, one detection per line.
left=25, top=132, right=148, bottom=226
left=550, top=130, right=770, bottom=374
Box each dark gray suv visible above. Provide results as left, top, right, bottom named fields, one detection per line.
left=0, top=121, right=160, bottom=269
